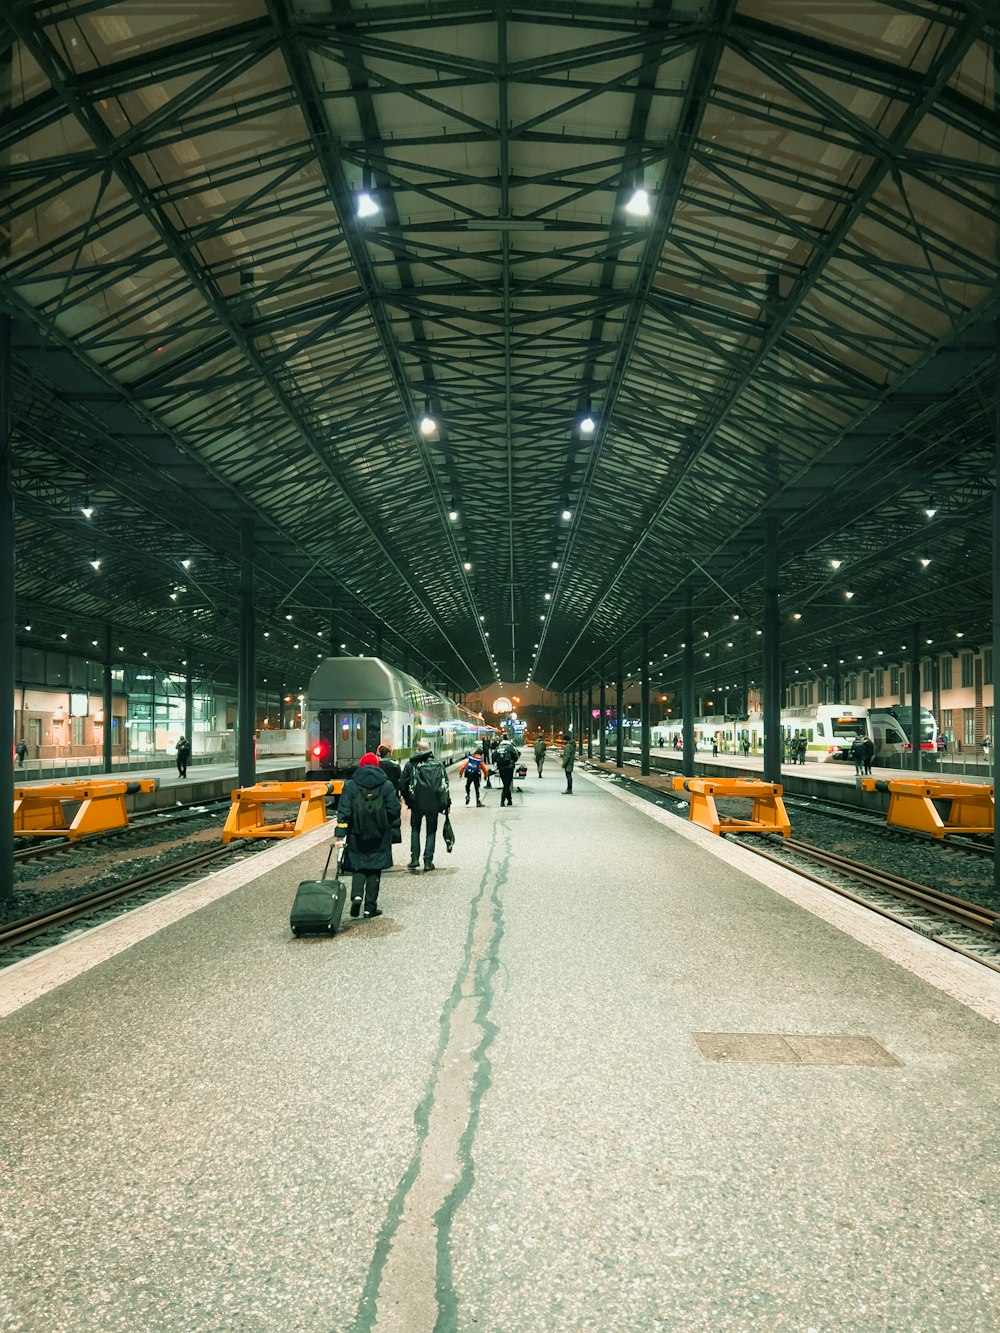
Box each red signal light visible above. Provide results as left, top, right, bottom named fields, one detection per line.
left=311, top=743, right=325, bottom=759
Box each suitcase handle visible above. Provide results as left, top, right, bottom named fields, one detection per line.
left=322, top=842, right=339, bottom=880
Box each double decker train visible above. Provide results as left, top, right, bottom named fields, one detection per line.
left=304, top=656, right=487, bottom=780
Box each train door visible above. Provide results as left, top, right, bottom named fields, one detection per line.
left=335, top=711, right=383, bottom=771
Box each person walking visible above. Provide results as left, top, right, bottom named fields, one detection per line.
left=561, top=735, right=577, bottom=794
left=400, top=739, right=451, bottom=870
left=335, top=752, right=401, bottom=919
left=850, top=733, right=865, bottom=776
left=175, top=734, right=191, bottom=778
left=459, top=748, right=488, bottom=806
left=533, top=732, right=547, bottom=777
left=741, top=735, right=750, bottom=758
left=15, top=739, right=27, bottom=768
left=376, top=742, right=402, bottom=795
left=494, top=733, right=520, bottom=807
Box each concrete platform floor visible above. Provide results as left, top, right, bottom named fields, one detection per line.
left=1, top=765, right=998, bottom=1332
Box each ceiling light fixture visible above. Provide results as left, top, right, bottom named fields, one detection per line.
left=419, top=397, right=436, bottom=436
left=356, top=165, right=380, bottom=219
left=625, top=175, right=651, bottom=218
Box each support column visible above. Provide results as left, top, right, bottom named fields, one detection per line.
left=640, top=625, right=650, bottom=776
left=763, top=518, right=782, bottom=783
left=615, top=648, right=624, bottom=769
left=238, top=516, right=256, bottom=787
left=586, top=683, right=594, bottom=759
left=184, top=658, right=194, bottom=755
left=682, top=596, right=694, bottom=772
left=599, top=674, right=607, bottom=762
left=993, top=315, right=1000, bottom=902
left=102, top=623, right=113, bottom=773
left=278, top=685, right=286, bottom=730
left=0, top=315, right=12, bottom=898
left=910, top=628, right=922, bottom=773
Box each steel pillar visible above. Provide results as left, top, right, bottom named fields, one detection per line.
left=910, top=628, right=922, bottom=773
left=238, top=515, right=256, bottom=788
left=599, top=675, right=607, bottom=762
left=0, top=315, right=12, bottom=898
left=640, top=625, right=650, bottom=776
left=682, top=596, right=694, bottom=771
left=102, top=623, right=113, bottom=773
left=615, top=648, right=624, bottom=768
left=763, top=517, right=782, bottom=783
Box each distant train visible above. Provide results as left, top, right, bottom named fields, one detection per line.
left=305, top=656, right=486, bottom=780
left=660, top=703, right=929, bottom=763
left=868, top=704, right=939, bottom=752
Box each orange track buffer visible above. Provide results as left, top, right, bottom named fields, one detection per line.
left=14, top=779, right=158, bottom=841
left=222, top=780, right=342, bottom=842
left=860, top=777, right=993, bottom=838
left=672, top=776, right=791, bottom=837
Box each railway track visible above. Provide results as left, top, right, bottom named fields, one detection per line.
left=1, top=844, right=244, bottom=965
left=13, top=798, right=233, bottom=863
left=742, top=837, right=1000, bottom=973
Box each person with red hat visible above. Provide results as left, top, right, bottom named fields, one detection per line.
left=335, top=752, right=401, bottom=919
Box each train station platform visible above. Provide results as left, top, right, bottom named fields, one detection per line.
left=1, top=764, right=998, bottom=1332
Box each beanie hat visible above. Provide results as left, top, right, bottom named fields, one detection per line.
left=358, top=752, right=380, bottom=767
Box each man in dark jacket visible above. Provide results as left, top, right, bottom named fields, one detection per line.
left=862, top=734, right=875, bottom=775
left=561, top=736, right=576, bottom=794
left=533, top=733, right=547, bottom=778
left=336, top=752, right=401, bottom=918
left=377, top=743, right=402, bottom=794
left=494, top=733, right=520, bottom=807
left=175, top=735, right=191, bottom=778
left=400, top=740, right=450, bottom=871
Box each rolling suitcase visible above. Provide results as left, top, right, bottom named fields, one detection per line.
left=290, top=844, right=347, bottom=937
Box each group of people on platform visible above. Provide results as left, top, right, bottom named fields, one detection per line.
left=850, top=733, right=876, bottom=776
left=332, top=729, right=579, bottom=920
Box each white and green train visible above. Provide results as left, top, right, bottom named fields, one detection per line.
left=305, top=656, right=486, bottom=779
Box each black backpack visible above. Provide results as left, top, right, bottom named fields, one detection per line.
left=351, top=782, right=388, bottom=845
left=413, top=758, right=449, bottom=810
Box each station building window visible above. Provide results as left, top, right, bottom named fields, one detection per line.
left=921, top=660, right=932, bottom=692
left=941, top=709, right=952, bottom=741
left=890, top=666, right=899, bottom=696
left=985, top=648, right=993, bottom=686
left=987, top=706, right=994, bottom=741
left=940, top=655, right=952, bottom=690
left=875, top=668, right=884, bottom=697
left=964, top=710, right=976, bottom=746
left=961, top=653, right=974, bottom=688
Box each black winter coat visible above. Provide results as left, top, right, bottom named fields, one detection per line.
left=336, top=764, right=401, bottom=870
left=400, top=749, right=451, bottom=814
left=379, top=756, right=402, bottom=793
